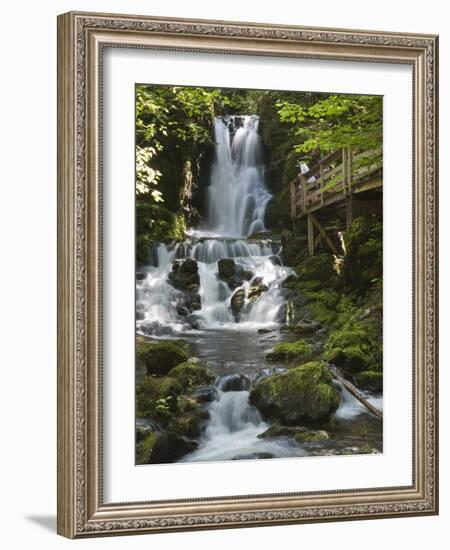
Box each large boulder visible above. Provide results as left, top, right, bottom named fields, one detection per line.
left=249, top=361, right=340, bottom=424
left=136, top=339, right=190, bottom=376
left=217, top=258, right=253, bottom=289
left=137, top=431, right=198, bottom=464
left=168, top=258, right=200, bottom=290
left=247, top=283, right=269, bottom=303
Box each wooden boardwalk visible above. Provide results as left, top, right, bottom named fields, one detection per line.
left=290, top=146, right=382, bottom=255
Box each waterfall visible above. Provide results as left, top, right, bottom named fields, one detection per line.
left=180, top=375, right=303, bottom=462
left=202, top=115, right=271, bottom=238
left=136, top=114, right=294, bottom=334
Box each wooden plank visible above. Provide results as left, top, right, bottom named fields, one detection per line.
left=309, top=212, right=339, bottom=255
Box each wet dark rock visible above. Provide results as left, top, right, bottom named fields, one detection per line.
left=192, top=385, right=219, bottom=403
left=217, top=258, right=235, bottom=284
left=257, top=328, right=274, bottom=334
left=147, top=432, right=198, bottom=464
left=218, top=373, right=251, bottom=392
left=136, top=272, right=147, bottom=281
left=268, top=255, right=282, bottom=266
left=168, top=258, right=200, bottom=290
left=282, top=273, right=298, bottom=289
left=294, top=319, right=321, bottom=335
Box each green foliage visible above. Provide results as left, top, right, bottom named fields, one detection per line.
left=136, top=376, right=182, bottom=420
left=167, top=361, right=214, bottom=389
left=341, top=215, right=383, bottom=293
left=276, top=94, right=383, bottom=157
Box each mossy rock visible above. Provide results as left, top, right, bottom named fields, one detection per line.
left=294, top=429, right=329, bottom=443
left=295, top=254, right=339, bottom=290
left=281, top=236, right=308, bottom=267
left=136, top=376, right=182, bottom=420
left=136, top=339, right=190, bottom=376
left=354, top=369, right=383, bottom=392
left=324, top=320, right=377, bottom=373
left=169, top=395, right=208, bottom=438
left=249, top=361, right=340, bottom=424
left=266, top=340, right=312, bottom=362
left=137, top=431, right=198, bottom=464
left=136, top=431, right=159, bottom=464
left=257, top=424, right=328, bottom=443
left=167, top=361, right=214, bottom=389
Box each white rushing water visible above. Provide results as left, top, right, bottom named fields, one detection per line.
left=200, top=115, right=271, bottom=238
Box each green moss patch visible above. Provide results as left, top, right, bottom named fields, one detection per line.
left=136, top=339, right=190, bottom=376
left=266, top=340, right=312, bottom=362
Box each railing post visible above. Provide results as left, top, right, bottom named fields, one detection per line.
left=300, top=174, right=306, bottom=213
left=319, top=161, right=324, bottom=205
left=290, top=179, right=297, bottom=221
left=347, top=146, right=353, bottom=191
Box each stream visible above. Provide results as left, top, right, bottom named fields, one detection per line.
left=136, top=115, right=383, bottom=462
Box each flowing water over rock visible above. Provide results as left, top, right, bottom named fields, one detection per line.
left=137, top=114, right=382, bottom=462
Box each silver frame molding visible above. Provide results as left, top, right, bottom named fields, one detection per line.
left=57, top=11, right=439, bottom=538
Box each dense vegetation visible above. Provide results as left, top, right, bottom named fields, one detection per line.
left=135, top=85, right=383, bottom=255
left=135, top=85, right=383, bottom=463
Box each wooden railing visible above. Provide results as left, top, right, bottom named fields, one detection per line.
left=290, top=146, right=382, bottom=219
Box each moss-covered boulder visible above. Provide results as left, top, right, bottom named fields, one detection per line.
left=137, top=431, right=198, bottom=464
left=217, top=258, right=236, bottom=286
left=169, top=394, right=208, bottom=438
left=136, top=376, right=182, bottom=420
left=249, top=361, right=340, bottom=424
left=136, top=339, right=190, bottom=376
left=295, top=253, right=338, bottom=291
left=167, top=361, right=214, bottom=389
left=266, top=340, right=312, bottom=362
left=324, top=319, right=378, bottom=373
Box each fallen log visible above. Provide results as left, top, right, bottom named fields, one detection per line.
left=323, top=362, right=383, bottom=420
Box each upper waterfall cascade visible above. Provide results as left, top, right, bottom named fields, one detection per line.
left=137, top=114, right=293, bottom=334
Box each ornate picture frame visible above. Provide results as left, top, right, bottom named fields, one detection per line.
left=57, top=11, right=438, bottom=538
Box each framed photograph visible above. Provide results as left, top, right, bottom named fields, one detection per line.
left=57, top=11, right=439, bottom=538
